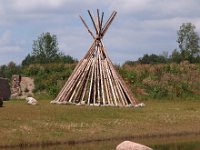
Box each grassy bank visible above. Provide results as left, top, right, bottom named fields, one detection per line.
left=0, top=98, right=200, bottom=148
left=4, top=61, right=199, bottom=99
left=119, top=62, right=200, bottom=99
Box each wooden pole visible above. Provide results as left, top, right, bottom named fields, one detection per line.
left=97, top=9, right=101, bottom=34
left=102, top=11, right=117, bottom=36
left=80, top=59, right=93, bottom=103
left=80, top=15, right=95, bottom=39
left=87, top=58, right=95, bottom=105
left=88, top=10, right=98, bottom=35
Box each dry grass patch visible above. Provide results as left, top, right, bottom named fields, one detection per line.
left=0, top=99, right=200, bottom=147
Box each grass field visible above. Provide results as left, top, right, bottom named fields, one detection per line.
left=0, top=98, right=200, bottom=149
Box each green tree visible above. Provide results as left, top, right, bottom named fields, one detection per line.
left=21, top=54, right=36, bottom=66
left=60, top=55, right=76, bottom=63
left=22, top=32, right=76, bottom=65
left=0, top=62, right=21, bottom=79
left=32, top=32, right=61, bottom=64
left=0, top=65, right=7, bottom=77
left=138, top=54, right=167, bottom=64
left=170, top=49, right=182, bottom=63
left=177, top=22, right=200, bottom=62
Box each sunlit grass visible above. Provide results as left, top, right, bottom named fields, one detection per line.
left=0, top=98, right=200, bottom=147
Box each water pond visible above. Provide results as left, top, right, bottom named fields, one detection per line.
left=7, top=135, right=200, bottom=150
left=151, top=141, right=200, bottom=150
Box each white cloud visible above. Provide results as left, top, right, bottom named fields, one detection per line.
left=0, top=0, right=200, bottom=64
left=0, top=31, right=12, bottom=46
left=110, top=0, right=153, bottom=14
left=0, top=46, right=22, bottom=53
left=0, top=31, right=23, bottom=54
left=14, top=0, right=66, bottom=11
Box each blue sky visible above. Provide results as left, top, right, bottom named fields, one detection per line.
left=0, top=0, right=200, bottom=65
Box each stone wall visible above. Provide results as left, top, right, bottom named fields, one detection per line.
left=11, top=75, right=21, bottom=97
left=20, top=77, right=34, bottom=97
left=11, top=75, right=35, bottom=99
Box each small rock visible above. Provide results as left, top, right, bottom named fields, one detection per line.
left=116, top=141, right=153, bottom=150
left=25, top=97, right=38, bottom=105
left=50, top=100, right=56, bottom=104
left=134, top=103, right=145, bottom=108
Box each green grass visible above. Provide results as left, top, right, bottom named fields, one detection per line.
left=0, top=99, right=200, bottom=148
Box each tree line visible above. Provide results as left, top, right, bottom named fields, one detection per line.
left=1, top=22, right=200, bottom=77
left=0, top=32, right=77, bottom=78
left=126, top=22, right=200, bottom=65
left=0, top=32, right=77, bottom=97
left=0, top=22, right=200, bottom=98
left=22, top=32, right=76, bottom=66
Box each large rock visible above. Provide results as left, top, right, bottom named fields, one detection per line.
left=116, top=141, right=153, bottom=150
left=0, top=99, right=3, bottom=107
left=11, top=75, right=35, bottom=99
left=26, top=97, right=38, bottom=105
left=0, top=77, right=11, bottom=100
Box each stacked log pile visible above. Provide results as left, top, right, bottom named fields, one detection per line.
left=51, top=10, right=137, bottom=107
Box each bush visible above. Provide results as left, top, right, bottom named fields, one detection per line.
left=120, top=62, right=200, bottom=100
left=21, top=63, right=76, bottom=98
left=148, top=85, right=168, bottom=98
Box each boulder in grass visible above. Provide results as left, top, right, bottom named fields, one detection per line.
left=0, top=77, right=11, bottom=100
left=25, top=97, right=38, bottom=105
left=134, top=103, right=145, bottom=108
left=116, top=141, right=153, bottom=150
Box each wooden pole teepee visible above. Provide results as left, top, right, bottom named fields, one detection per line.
left=51, top=10, right=137, bottom=107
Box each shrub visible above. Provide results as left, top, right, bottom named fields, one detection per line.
left=120, top=62, right=200, bottom=100
left=21, top=63, right=76, bottom=97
